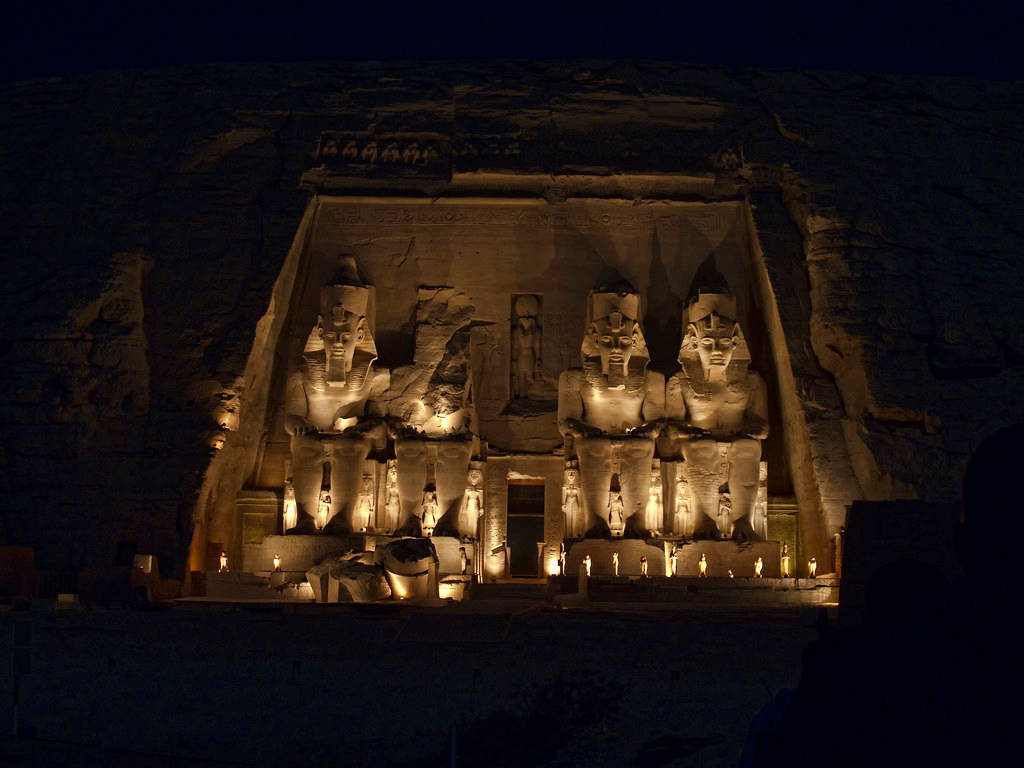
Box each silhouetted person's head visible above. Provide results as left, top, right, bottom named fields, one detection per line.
left=959, top=423, right=1024, bottom=578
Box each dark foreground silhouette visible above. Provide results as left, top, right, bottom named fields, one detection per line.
left=746, top=423, right=1021, bottom=768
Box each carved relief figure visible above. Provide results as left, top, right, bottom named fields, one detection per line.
left=383, top=461, right=401, bottom=534
left=645, top=463, right=663, bottom=534
left=670, top=546, right=678, bottom=576
left=665, top=264, right=768, bottom=541
left=557, top=286, right=665, bottom=538
left=562, top=464, right=583, bottom=538
left=511, top=294, right=543, bottom=399
left=584, top=555, right=592, bottom=577
left=284, top=257, right=389, bottom=534
left=781, top=543, right=791, bottom=578
left=612, top=551, right=620, bottom=577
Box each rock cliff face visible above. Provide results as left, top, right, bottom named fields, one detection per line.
left=2, top=62, right=1022, bottom=574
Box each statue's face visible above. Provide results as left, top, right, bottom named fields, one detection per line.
left=468, top=469, right=482, bottom=485
left=566, top=469, right=578, bottom=484
left=590, top=310, right=640, bottom=376
left=693, top=314, right=738, bottom=375
left=323, top=304, right=366, bottom=386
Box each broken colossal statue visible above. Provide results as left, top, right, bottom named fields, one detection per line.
left=557, top=286, right=665, bottom=538
left=284, top=258, right=389, bottom=534
left=666, top=273, right=769, bottom=541
left=387, top=287, right=477, bottom=539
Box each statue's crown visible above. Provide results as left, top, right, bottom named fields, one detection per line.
left=590, top=290, right=640, bottom=323
left=321, top=284, right=370, bottom=319
left=686, top=291, right=737, bottom=325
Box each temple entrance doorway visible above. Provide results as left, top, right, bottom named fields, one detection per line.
left=507, top=480, right=545, bottom=577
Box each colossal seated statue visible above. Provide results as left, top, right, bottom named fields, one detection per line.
left=284, top=258, right=390, bottom=534
left=557, top=286, right=665, bottom=538
left=665, top=277, right=768, bottom=541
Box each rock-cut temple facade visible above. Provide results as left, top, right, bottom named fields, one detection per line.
left=2, top=62, right=1022, bottom=598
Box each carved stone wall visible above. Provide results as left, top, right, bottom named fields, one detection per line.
left=2, top=62, right=1022, bottom=574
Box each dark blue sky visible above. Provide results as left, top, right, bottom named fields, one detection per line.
left=2, top=0, right=1022, bottom=83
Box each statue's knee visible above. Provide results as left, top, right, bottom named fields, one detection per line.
left=396, top=440, right=426, bottom=461
left=682, top=439, right=717, bottom=464
left=623, top=439, right=654, bottom=460
left=729, top=438, right=761, bottom=461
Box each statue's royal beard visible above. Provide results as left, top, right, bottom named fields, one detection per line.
left=306, top=350, right=372, bottom=392
left=583, top=358, right=643, bottom=392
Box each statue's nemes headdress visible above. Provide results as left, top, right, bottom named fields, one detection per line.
left=581, top=287, right=649, bottom=363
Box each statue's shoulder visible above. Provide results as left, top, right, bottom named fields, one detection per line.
left=370, top=367, right=391, bottom=391
left=745, top=369, right=767, bottom=389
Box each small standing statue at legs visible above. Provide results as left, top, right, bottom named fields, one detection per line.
left=698, top=553, right=708, bottom=578
left=640, top=555, right=649, bottom=578
left=421, top=489, right=439, bottom=536
left=584, top=555, right=592, bottom=577
left=612, top=551, right=620, bottom=577
left=754, top=556, right=763, bottom=578
left=781, top=542, right=791, bottom=577
left=562, top=466, right=582, bottom=538
left=608, top=491, right=625, bottom=535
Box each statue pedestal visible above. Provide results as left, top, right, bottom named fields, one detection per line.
left=667, top=540, right=782, bottom=578
left=243, top=534, right=350, bottom=573
left=566, top=539, right=667, bottom=577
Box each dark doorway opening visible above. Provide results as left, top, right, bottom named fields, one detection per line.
left=507, top=481, right=544, bottom=577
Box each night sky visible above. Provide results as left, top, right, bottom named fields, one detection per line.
left=2, top=0, right=1023, bottom=84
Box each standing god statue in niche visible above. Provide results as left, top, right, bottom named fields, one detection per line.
left=511, top=294, right=543, bottom=399
left=666, top=276, right=768, bottom=541
left=284, top=257, right=390, bottom=534
left=557, top=287, right=665, bottom=538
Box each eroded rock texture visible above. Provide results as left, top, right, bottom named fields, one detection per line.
left=2, top=62, right=1022, bottom=573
